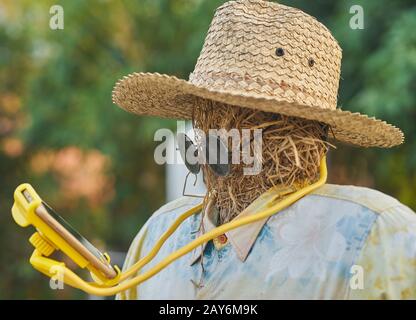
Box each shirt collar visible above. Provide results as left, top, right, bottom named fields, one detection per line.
left=190, top=184, right=299, bottom=264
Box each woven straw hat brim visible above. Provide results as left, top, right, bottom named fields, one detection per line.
left=112, top=72, right=404, bottom=148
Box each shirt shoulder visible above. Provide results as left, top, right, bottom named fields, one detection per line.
left=311, top=184, right=416, bottom=232
left=125, top=196, right=202, bottom=257
left=311, top=185, right=416, bottom=299
left=263, top=184, right=415, bottom=299
left=126, top=196, right=202, bottom=259
left=311, top=183, right=409, bottom=215
left=117, top=196, right=202, bottom=300
left=141, top=196, right=203, bottom=249
left=151, top=196, right=202, bottom=219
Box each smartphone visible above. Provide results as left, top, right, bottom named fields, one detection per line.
left=21, top=189, right=117, bottom=279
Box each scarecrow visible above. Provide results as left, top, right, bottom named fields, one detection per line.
left=112, top=0, right=416, bottom=299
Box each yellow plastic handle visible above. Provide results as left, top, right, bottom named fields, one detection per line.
left=12, top=183, right=118, bottom=284
left=18, top=157, right=327, bottom=297
left=46, top=156, right=328, bottom=296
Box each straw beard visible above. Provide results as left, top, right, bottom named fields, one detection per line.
left=193, top=98, right=333, bottom=225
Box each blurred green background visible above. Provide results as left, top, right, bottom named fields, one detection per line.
left=0, top=0, right=415, bottom=299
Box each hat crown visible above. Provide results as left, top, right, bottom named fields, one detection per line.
left=189, top=0, right=342, bottom=110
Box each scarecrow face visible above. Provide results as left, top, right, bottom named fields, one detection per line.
left=193, top=98, right=330, bottom=224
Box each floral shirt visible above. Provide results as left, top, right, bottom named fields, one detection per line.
left=117, top=184, right=416, bottom=300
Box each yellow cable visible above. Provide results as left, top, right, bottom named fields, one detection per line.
left=119, top=204, right=203, bottom=281
left=60, top=156, right=327, bottom=296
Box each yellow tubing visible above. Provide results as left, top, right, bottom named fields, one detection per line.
left=59, top=156, right=327, bottom=296
left=119, top=203, right=203, bottom=281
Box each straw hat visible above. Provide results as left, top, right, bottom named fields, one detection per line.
left=112, top=0, right=404, bottom=148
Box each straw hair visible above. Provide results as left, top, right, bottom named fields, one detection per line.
left=112, top=0, right=404, bottom=147
left=193, top=98, right=331, bottom=224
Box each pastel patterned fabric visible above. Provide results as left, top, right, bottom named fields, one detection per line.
left=117, top=184, right=416, bottom=300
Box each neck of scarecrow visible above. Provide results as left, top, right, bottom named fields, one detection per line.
left=193, top=99, right=331, bottom=225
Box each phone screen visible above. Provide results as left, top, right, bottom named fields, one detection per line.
left=22, top=189, right=109, bottom=265
left=41, top=201, right=108, bottom=264
left=21, top=188, right=116, bottom=279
